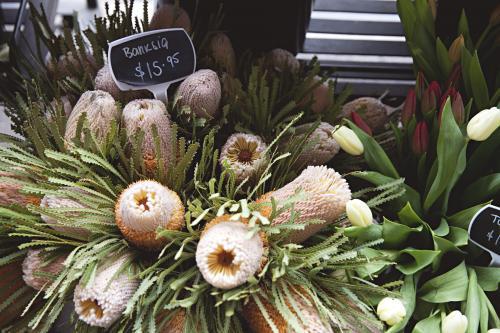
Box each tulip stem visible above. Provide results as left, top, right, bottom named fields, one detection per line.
left=475, top=23, right=492, bottom=50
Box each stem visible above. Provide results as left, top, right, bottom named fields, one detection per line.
left=475, top=23, right=492, bottom=50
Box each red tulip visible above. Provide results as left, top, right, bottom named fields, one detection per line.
left=402, top=88, right=416, bottom=126
left=415, top=71, right=426, bottom=99
left=438, top=88, right=464, bottom=125
left=445, top=64, right=461, bottom=90
left=421, top=81, right=441, bottom=116
left=350, top=111, right=373, bottom=136
left=412, top=121, right=429, bottom=155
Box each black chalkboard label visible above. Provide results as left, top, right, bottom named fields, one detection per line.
left=108, top=28, right=196, bottom=100
left=468, top=204, right=500, bottom=256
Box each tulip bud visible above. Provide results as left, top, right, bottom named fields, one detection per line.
left=428, top=0, right=437, bottom=20
left=346, top=199, right=373, bottom=227
left=449, top=35, right=464, bottom=65
left=377, top=297, right=406, bottom=326
left=466, top=107, right=500, bottom=141
left=415, top=72, right=426, bottom=99
left=487, top=329, right=500, bottom=333
left=402, top=89, right=416, bottom=126
left=451, top=92, right=464, bottom=125
left=446, top=64, right=461, bottom=89
left=350, top=111, right=373, bottom=136
left=412, top=122, right=429, bottom=155
left=421, top=82, right=440, bottom=116
left=489, top=4, right=500, bottom=26
left=442, top=311, right=468, bottom=333
left=331, top=126, right=364, bottom=156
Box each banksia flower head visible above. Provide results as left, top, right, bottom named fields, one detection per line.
left=64, top=90, right=119, bottom=146
left=257, top=166, right=351, bottom=243
left=207, top=32, right=237, bottom=76
left=341, top=97, right=390, bottom=133
left=94, top=65, right=151, bottom=102
left=122, top=99, right=173, bottom=175
left=73, top=253, right=139, bottom=328
left=411, top=121, right=429, bottom=155
left=401, top=89, right=416, bottom=126
left=115, top=180, right=185, bottom=250
left=47, top=51, right=97, bottom=80
left=158, top=309, right=186, bottom=333
left=265, top=48, right=300, bottom=73
left=176, top=69, right=222, bottom=119
left=149, top=4, right=192, bottom=32
left=22, top=249, right=66, bottom=291
left=196, top=215, right=267, bottom=289
left=220, top=133, right=268, bottom=182
left=299, top=76, right=333, bottom=113
left=294, top=122, right=340, bottom=166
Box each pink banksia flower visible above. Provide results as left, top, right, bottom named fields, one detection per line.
left=149, top=4, right=192, bottom=32
left=73, top=253, right=139, bottom=328
left=115, top=180, right=185, bottom=250
left=257, top=166, right=351, bottom=243
left=22, top=249, right=66, bottom=291
left=94, top=65, right=151, bottom=102
left=299, top=76, right=333, bottom=113
left=265, top=48, right=300, bottom=73
left=176, top=69, right=222, bottom=119
left=294, top=122, right=340, bottom=166
left=208, top=32, right=237, bottom=76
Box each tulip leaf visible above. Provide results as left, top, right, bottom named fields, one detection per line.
left=461, top=48, right=473, bottom=100
left=462, top=128, right=500, bottom=180
left=457, top=10, right=473, bottom=50
left=472, top=266, right=500, bottom=292
left=414, top=0, right=435, bottom=36
left=461, top=173, right=500, bottom=207
left=382, top=218, right=420, bottom=248
left=412, top=313, right=441, bottom=333
left=435, top=37, right=452, bottom=78
left=491, top=87, right=500, bottom=106
left=396, top=249, right=440, bottom=275
left=386, top=274, right=419, bottom=333
left=447, top=203, right=487, bottom=230
left=418, top=262, right=468, bottom=303
left=423, top=99, right=465, bottom=212
left=410, top=45, right=441, bottom=81
left=447, top=227, right=468, bottom=247
left=432, top=234, right=464, bottom=270
left=344, top=224, right=383, bottom=243
left=469, top=51, right=490, bottom=110
left=441, top=143, right=468, bottom=214
left=396, top=0, right=417, bottom=39
left=465, top=268, right=481, bottom=333
left=433, top=218, right=449, bottom=237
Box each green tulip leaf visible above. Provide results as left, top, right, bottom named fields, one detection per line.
left=414, top=0, right=435, bottom=36
left=386, top=274, right=419, bottom=333
left=344, top=224, right=383, bottom=243
left=418, top=262, right=468, bottom=303
left=447, top=203, right=487, bottom=230
left=432, top=234, right=465, bottom=270
left=382, top=218, right=421, bottom=248
left=472, top=266, right=500, bottom=291
left=469, top=51, right=490, bottom=110
left=396, top=249, right=440, bottom=275
left=412, top=312, right=441, bottom=333
left=447, top=227, right=469, bottom=247
left=462, top=173, right=500, bottom=207
left=398, top=202, right=426, bottom=228
left=463, top=128, right=500, bottom=180
left=465, top=268, right=481, bottom=333
left=460, top=47, right=473, bottom=99
left=458, top=10, right=473, bottom=50
left=396, top=0, right=417, bottom=39
left=436, top=37, right=452, bottom=78
left=433, top=218, right=449, bottom=237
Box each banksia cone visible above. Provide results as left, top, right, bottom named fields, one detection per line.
left=219, top=133, right=268, bottom=182
left=22, top=249, right=66, bottom=291
left=115, top=180, right=185, bottom=250
left=341, top=97, right=390, bottom=133
left=299, top=76, right=332, bottom=113
left=196, top=215, right=267, bottom=289
left=47, top=51, right=97, bottom=79
left=149, top=4, right=191, bottom=32
left=50, top=95, right=73, bottom=118
left=94, top=65, right=152, bottom=102
left=122, top=99, right=173, bottom=175
left=294, top=122, right=340, bottom=166
left=158, top=309, right=186, bottom=333
left=265, top=48, right=300, bottom=73
left=257, top=166, right=351, bottom=243
left=73, top=253, right=139, bottom=328
left=176, top=69, right=222, bottom=119
left=208, top=32, right=237, bottom=76
left=64, top=90, right=119, bottom=146
left=0, top=176, right=40, bottom=207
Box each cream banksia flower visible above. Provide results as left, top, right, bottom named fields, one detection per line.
left=73, top=253, right=139, bottom=328
left=176, top=69, right=222, bottom=119
left=208, top=32, right=237, bottom=76
left=122, top=99, right=173, bottom=175
left=220, top=133, right=268, bottom=182
left=22, top=249, right=66, bottom=291
left=299, top=76, right=333, bottom=113
left=294, top=122, right=340, bottom=166
left=196, top=215, right=267, bottom=289
left=115, top=180, right=185, bottom=250
left=158, top=309, right=187, bottom=333
left=94, top=65, right=151, bottom=102
left=257, top=166, right=351, bottom=243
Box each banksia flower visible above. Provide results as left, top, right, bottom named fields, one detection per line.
left=207, top=32, right=237, bottom=76
left=94, top=65, right=151, bottom=102
left=158, top=309, right=186, bottom=333
left=219, top=133, right=268, bottom=182
left=176, top=69, right=222, bottom=119
left=150, top=4, right=192, bottom=32
left=22, top=249, right=66, bottom=291
left=47, top=51, right=97, bottom=79
left=299, top=76, right=332, bottom=113
left=196, top=215, right=267, bottom=289
left=257, top=166, right=351, bottom=243
left=341, top=97, right=390, bottom=133
left=265, top=48, right=300, bottom=73
left=0, top=261, right=26, bottom=327
left=115, top=180, right=185, bottom=250
left=73, top=253, right=139, bottom=328
left=64, top=90, right=119, bottom=146
left=122, top=99, right=173, bottom=175
left=294, top=122, right=340, bottom=166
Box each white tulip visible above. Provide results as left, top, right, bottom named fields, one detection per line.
left=331, top=125, right=364, bottom=155
left=487, top=329, right=500, bottom=333
left=377, top=297, right=406, bottom=326
left=466, top=107, right=500, bottom=141
left=442, top=310, right=468, bottom=333
left=346, top=199, right=373, bottom=227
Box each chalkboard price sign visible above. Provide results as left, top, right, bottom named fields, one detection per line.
left=108, top=28, right=196, bottom=101
left=468, top=204, right=500, bottom=266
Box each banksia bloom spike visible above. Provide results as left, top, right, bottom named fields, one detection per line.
left=64, top=90, right=119, bottom=146
left=294, top=122, right=340, bottom=166
left=341, top=97, right=390, bottom=133
left=176, top=69, right=222, bottom=119
left=196, top=215, right=267, bottom=289
left=74, top=253, right=139, bottom=328
left=265, top=48, right=300, bottom=73
left=122, top=99, right=173, bottom=175
left=47, top=51, right=97, bottom=80
left=257, top=166, right=351, bottom=243
left=208, top=32, right=237, bottom=76
left=149, top=4, right=192, bottom=32
left=219, top=133, right=268, bottom=182
left=115, top=180, right=185, bottom=250
left=22, top=249, right=66, bottom=291
left=299, top=76, right=333, bottom=113
left=94, top=65, right=151, bottom=102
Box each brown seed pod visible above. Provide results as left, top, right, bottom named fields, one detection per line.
left=341, top=97, right=390, bottom=133
left=122, top=99, right=173, bottom=175
left=149, top=4, right=192, bottom=32
left=64, top=90, right=119, bottom=146
left=176, top=69, right=222, bottom=119
left=208, top=32, right=237, bottom=76
left=264, top=48, right=300, bottom=73
left=22, top=249, right=66, bottom=291
left=94, top=65, right=152, bottom=102
left=299, top=76, right=333, bottom=113
left=293, top=122, right=340, bottom=167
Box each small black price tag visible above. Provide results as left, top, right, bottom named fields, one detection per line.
left=108, top=28, right=196, bottom=101
left=468, top=204, right=500, bottom=266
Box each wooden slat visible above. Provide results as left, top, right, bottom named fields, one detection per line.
left=333, top=77, right=415, bottom=96
left=297, top=52, right=413, bottom=69
left=0, top=2, right=22, bottom=24
left=314, top=0, right=397, bottom=13
left=309, top=18, right=403, bottom=35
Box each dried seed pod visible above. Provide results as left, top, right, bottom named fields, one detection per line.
left=0, top=176, right=40, bottom=207
left=64, top=90, right=119, bottom=146
left=208, top=32, right=237, bottom=76
left=94, top=65, right=152, bottom=102
left=122, top=99, right=173, bottom=175
left=149, top=4, right=192, bottom=32
left=115, top=180, right=185, bottom=250
left=256, top=166, right=351, bottom=243
left=341, top=97, right=390, bottom=133
left=219, top=133, right=268, bottom=182
left=299, top=76, right=333, bottom=113
left=74, top=253, right=139, bottom=328
left=294, top=122, right=340, bottom=166
left=196, top=215, right=267, bottom=290
left=22, top=249, right=66, bottom=291
left=265, top=48, right=300, bottom=73
left=176, top=69, right=221, bottom=119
